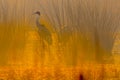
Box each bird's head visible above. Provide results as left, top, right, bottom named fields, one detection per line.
left=34, top=11, right=41, bottom=16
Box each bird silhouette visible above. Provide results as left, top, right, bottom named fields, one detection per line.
left=34, top=11, right=52, bottom=45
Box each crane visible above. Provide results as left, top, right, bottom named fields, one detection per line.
left=34, top=11, right=52, bottom=45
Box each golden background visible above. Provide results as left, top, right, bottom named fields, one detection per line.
left=0, top=0, right=120, bottom=79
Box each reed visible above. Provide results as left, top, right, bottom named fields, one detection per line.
left=0, top=0, right=27, bottom=66
left=0, top=0, right=120, bottom=68
left=38, top=0, right=120, bottom=65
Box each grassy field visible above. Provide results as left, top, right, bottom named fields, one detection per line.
left=0, top=0, right=120, bottom=79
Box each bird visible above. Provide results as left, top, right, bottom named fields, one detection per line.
left=34, top=11, right=52, bottom=45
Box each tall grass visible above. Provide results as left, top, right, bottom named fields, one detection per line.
left=0, top=0, right=27, bottom=66
left=38, top=0, right=120, bottom=65
left=0, top=0, right=120, bottom=67
left=0, top=0, right=120, bottom=79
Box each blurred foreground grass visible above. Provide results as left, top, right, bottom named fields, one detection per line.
left=0, top=64, right=120, bottom=80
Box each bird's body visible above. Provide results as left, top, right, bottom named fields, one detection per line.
left=36, top=22, right=52, bottom=45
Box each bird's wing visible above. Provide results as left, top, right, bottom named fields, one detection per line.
left=37, top=24, right=52, bottom=45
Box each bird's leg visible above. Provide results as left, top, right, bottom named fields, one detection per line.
left=39, top=37, right=46, bottom=67
left=43, top=40, right=51, bottom=66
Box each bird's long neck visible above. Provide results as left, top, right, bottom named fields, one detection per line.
left=36, top=15, right=40, bottom=25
